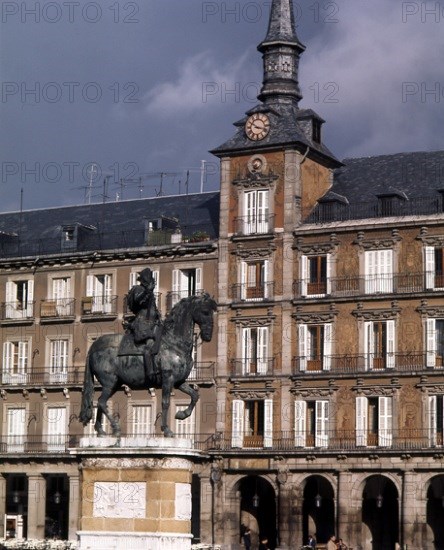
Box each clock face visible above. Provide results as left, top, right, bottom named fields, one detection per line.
left=245, top=113, right=270, bottom=141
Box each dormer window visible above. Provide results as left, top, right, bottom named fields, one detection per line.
left=312, top=119, right=321, bottom=143
left=63, top=228, right=74, bottom=241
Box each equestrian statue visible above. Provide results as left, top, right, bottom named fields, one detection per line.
left=79, top=268, right=217, bottom=437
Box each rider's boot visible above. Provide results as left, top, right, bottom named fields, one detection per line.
left=143, top=347, right=154, bottom=383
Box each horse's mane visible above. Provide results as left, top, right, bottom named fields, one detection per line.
left=163, top=293, right=216, bottom=332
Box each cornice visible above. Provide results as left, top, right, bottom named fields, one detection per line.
left=353, top=377, right=401, bottom=396
left=416, top=299, right=444, bottom=318
left=416, top=227, right=444, bottom=246
left=293, top=305, right=338, bottom=324
left=353, top=229, right=402, bottom=250
left=352, top=301, right=401, bottom=321
left=293, top=234, right=339, bottom=255
left=234, top=243, right=277, bottom=260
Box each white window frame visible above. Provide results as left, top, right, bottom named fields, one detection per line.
left=243, top=189, right=270, bottom=235
left=294, top=400, right=329, bottom=448
left=46, top=406, right=68, bottom=452
left=424, top=246, right=444, bottom=290
left=51, top=276, right=71, bottom=315
left=129, top=403, right=153, bottom=437
left=129, top=270, right=159, bottom=290
left=172, top=267, right=202, bottom=306
left=86, top=273, right=113, bottom=313
left=2, top=340, right=30, bottom=384
left=6, top=407, right=26, bottom=453
left=5, top=279, right=34, bottom=319
left=364, top=249, right=393, bottom=294
left=355, top=396, right=393, bottom=447
left=174, top=404, right=196, bottom=442
left=231, top=399, right=244, bottom=448
left=298, top=323, right=333, bottom=372
left=240, top=259, right=270, bottom=301
left=242, top=326, right=269, bottom=375
left=364, top=320, right=395, bottom=370
left=48, top=339, right=69, bottom=384
left=300, top=254, right=332, bottom=297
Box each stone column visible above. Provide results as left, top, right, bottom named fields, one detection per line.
left=277, top=472, right=291, bottom=548
left=198, top=473, right=212, bottom=545
left=403, top=469, right=423, bottom=549
left=27, top=474, right=46, bottom=539
left=337, top=470, right=361, bottom=548
left=68, top=473, right=80, bottom=541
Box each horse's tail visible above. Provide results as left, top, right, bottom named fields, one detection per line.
left=79, top=352, right=94, bottom=426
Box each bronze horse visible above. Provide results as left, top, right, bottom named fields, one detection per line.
left=79, top=293, right=217, bottom=437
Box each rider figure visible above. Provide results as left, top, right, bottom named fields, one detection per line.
left=127, top=268, right=161, bottom=382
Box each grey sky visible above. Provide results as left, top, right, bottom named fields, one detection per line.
left=1, top=0, right=443, bottom=211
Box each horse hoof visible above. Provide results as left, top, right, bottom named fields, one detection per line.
left=175, top=411, right=186, bottom=420
left=162, top=428, right=174, bottom=438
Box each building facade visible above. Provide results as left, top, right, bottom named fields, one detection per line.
left=0, top=1, right=443, bottom=549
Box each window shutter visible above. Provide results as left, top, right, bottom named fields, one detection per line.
left=103, top=274, right=112, bottom=297
left=86, top=275, right=94, bottom=297
left=257, top=190, right=269, bottom=233
left=5, top=281, right=16, bottom=319
left=172, top=269, right=180, bottom=292
left=263, top=260, right=270, bottom=299
left=294, top=400, right=307, bottom=447
left=26, top=280, right=34, bottom=317
left=426, top=318, right=437, bottom=368
left=18, top=341, right=28, bottom=377
left=356, top=396, right=368, bottom=446
left=383, top=250, right=393, bottom=293
left=378, top=396, right=393, bottom=447
left=264, top=399, right=273, bottom=448
left=195, top=268, right=202, bottom=291
left=323, top=324, right=332, bottom=371
left=242, top=328, right=251, bottom=375
left=326, top=254, right=332, bottom=295
left=429, top=395, right=437, bottom=446
left=3, top=341, right=13, bottom=375
left=8, top=408, right=26, bottom=452
left=152, top=270, right=159, bottom=290
left=129, top=271, right=139, bottom=289
left=315, top=400, right=329, bottom=448
left=231, top=399, right=244, bottom=448
left=301, top=255, right=308, bottom=296
left=298, top=324, right=308, bottom=372
left=257, top=327, right=268, bottom=375
left=240, top=262, right=247, bottom=300
left=386, top=320, right=395, bottom=369
left=133, top=405, right=152, bottom=436
left=365, top=251, right=375, bottom=294
left=424, top=246, right=435, bottom=290
left=244, top=191, right=256, bottom=234
left=364, top=321, right=373, bottom=371
left=47, top=407, right=67, bottom=451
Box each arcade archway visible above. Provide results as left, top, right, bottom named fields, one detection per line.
left=362, top=475, right=399, bottom=550
left=302, top=475, right=335, bottom=545
left=427, top=475, right=444, bottom=549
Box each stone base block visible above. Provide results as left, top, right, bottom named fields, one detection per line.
left=78, top=530, right=192, bottom=550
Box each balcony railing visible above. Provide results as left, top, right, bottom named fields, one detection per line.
left=231, top=282, right=275, bottom=303
left=0, top=366, right=84, bottom=386
left=188, top=361, right=216, bottom=381
left=81, top=295, right=117, bottom=316
left=166, top=289, right=204, bottom=311
left=234, top=214, right=275, bottom=236
left=294, top=272, right=444, bottom=299
left=205, top=429, right=444, bottom=452
left=1, top=301, right=35, bottom=321
left=231, top=357, right=275, bottom=377
left=292, top=352, right=440, bottom=375
left=40, top=298, right=75, bottom=319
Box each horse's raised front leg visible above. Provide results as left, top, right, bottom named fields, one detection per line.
left=97, top=386, right=121, bottom=437
left=161, top=371, right=174, bottom=437
left=175, top=382, right=199, bottom=420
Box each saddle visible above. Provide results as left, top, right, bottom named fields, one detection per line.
left=117, top=332, right=145, bottom=356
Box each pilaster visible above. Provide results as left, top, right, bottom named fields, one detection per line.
left=27, top=474, right=46, bottom=539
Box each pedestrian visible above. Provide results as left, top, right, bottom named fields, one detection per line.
left=308, top=534, right=317, bottom=548
left=337, top=538, right=348, bottom=549
left=242, top=527, right=252, bottom=550
left=259, top=536, right=270, bottom=550
left=327, top=535, right=337, bottom=550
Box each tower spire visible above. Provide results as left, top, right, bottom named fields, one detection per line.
left=258, top=0, right=305, bottom=107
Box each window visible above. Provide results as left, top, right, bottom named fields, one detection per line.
left=2, top=341, right=29, bottom=384
left=298, top=324, right=332, bottom=371
left=242, top=327, right=269, bottom=375
left=52, top=277, right=71, bottom=316
left=243, top=189, right=270, bottom=234
left=364, top=320, right=395, bottom=370
left=175, top=404, right=195, bottom=442
left=84, top=404, right=110, bottom=437
left=426, top=319, right=444, bottom=368
left=240, top=260, right=270, bottom=301
left=428, top=395, right=444, bottom=446
left=129, top=270, right=159, bottom=290
left=6, top=407, right=26, bottom=452
left=231, top=399, right=273, bottom=448
left=5, top=280, right=34, bottom=318
left=364, top=250, right=393, bottom=294
left=312, top=120, right=321, bottom=143
left=424, top=246, right=444, bottom=290
left=49, top=339, right=69, bottom=383
left=171, top=268, right=202, bottom=306
left=130, top=404, right=153, bottom=436
left=85, top=273, right=113, bottom=313
left=46, top=407, right=67, bottom=452
left=356, top=396, right=392, bottom=447
left=295, top=400, right=329, bottom=448
left=301, top=254, right=331, bottom=297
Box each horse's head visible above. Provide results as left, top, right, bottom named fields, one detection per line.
left=192, top=293, right=217, bottom=342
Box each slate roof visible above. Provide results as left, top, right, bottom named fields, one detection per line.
left=210, top=103, right=341, bottom=168
left=308, top=151, right=444, bottom=223
left=0, top=191, right=220, bottom=258
left=258, top=0, right=305, bottom=49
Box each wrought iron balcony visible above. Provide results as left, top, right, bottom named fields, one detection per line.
left=81, top=295, right=117, bottom=317
left=188, top=361, right=216, bottom=382
left=231, top=357, right=275, bottom=377
left=0, top=366, right=84, bottom=387
left=292, top=352, right=439, bottom=375
left=40, top=298, right=75, bottom=319
left=204, top=429, right=444, bottom=452
left=234, top=214, right=275, bottom=237
left=294, top=272, right=444, bottom=299
left=231, top=282, right=275, bottom=303
left=1, top=301, right=35, bottom=321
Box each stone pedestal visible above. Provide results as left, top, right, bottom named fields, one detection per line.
left=72, top=437, right=204, bottom=550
